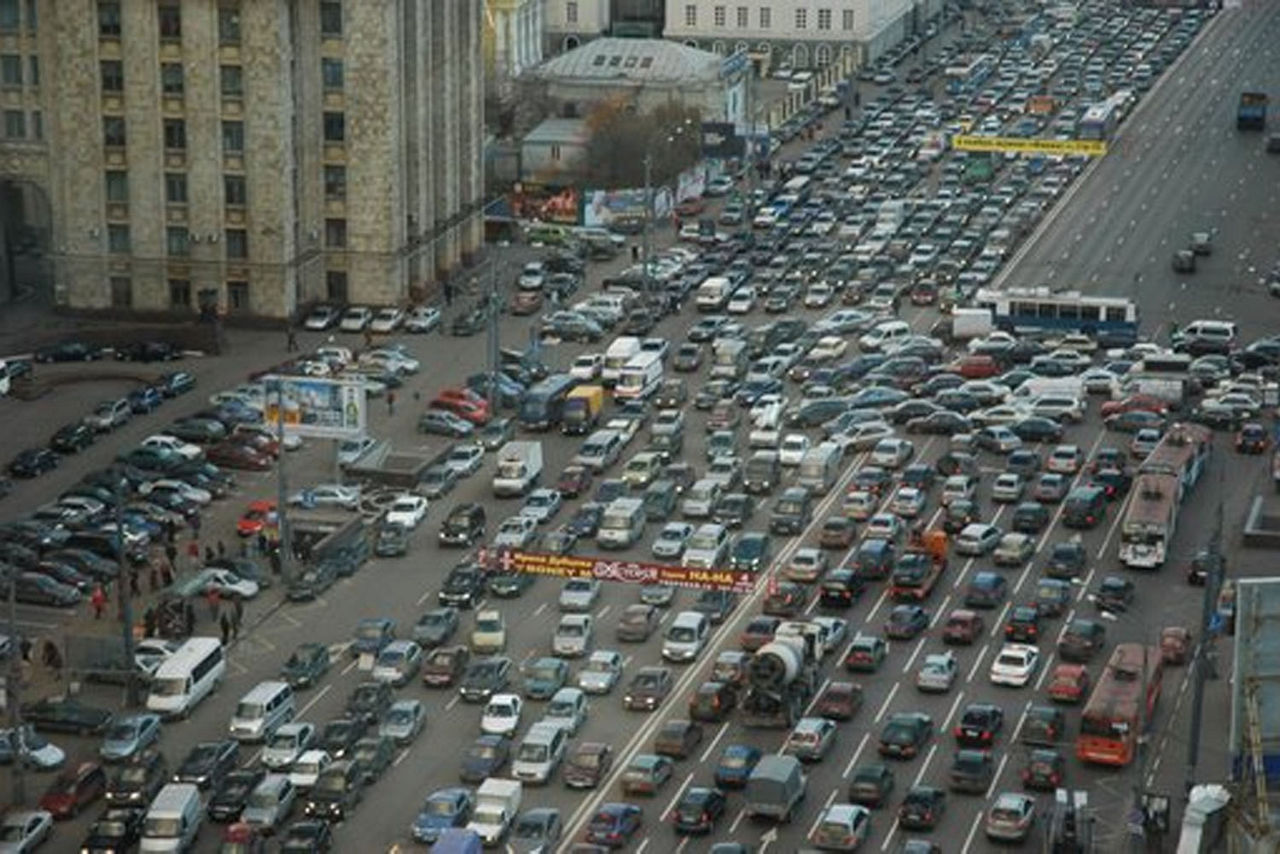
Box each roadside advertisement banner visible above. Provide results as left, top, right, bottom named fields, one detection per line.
left=477, top=548, right=757, bottom=594
left=262, top=375, right=366, bottom=440
left=508, top=184, right=581, bottom=225
left=582, top=187, right=674, bottom=228
left=951, top=135, right=1107, bottom=157
left=676, top=165, right=707, bottom=202
left=701, top=121, right=746, bottom=159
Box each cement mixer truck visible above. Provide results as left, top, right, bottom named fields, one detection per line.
left=741, top=631, right=820, bottom=728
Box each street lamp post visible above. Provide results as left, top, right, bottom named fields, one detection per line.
left=6, top=569, right=23, bottom=806
left=115, top=490, right=139, bottom=708
left=641, top=118, right=696, bottom=299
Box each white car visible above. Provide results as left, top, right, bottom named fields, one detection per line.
left=889, top=486, right=926, bottom=518
left=143, top=479, right=212, bottom=506
left=804, top=282, right=835, bottom=308
left=865, top=513, right=903, bottom=542
left=288, top=483, right=360, bottom=510
left=336, top=436, right=378, bottom=466
left=842, top=490, right=878, bottom=521
left=960, top=381, right=1012, bottom=406
left=955, top=523, right=1002, bottom=556
left=972, top=405, right=1029, bottom=427
left=481, top=694, right=523, bottom=737
left=444, top=444, right=485, bottom=477
left=810, top=616, right=848, bottom=655
left=262, top=722, right=316, bottom=770
left=870, top=437, right=914, bottom=469
left=559, top=578, right=601, bottom=612
left=385, top=494, right=429, bottom=528
left=339, top=306, right=373, bottom=332
left=360, top=349, right=420, bottom=375
left=651, top=522, right=694, bottom=559
left=569, top=353, right=604, bottom=381
left=493, top=515, right=538, bottom=548
left=0, top=725, right=65, bottom=770
left=203, top=568, right=260, bottom=600
left=978, top=425, right=1022, bottom=454
left=916, top=651, right=959, bottom=693
left=141, top=434, right=203, bottom=461
left=809, top=335, right=848, bottom=361
left=837, top=420, right=895, bottom=452
left=134, top=639, right=179, bottom=680
left=519, top=488, right=563, bottom=524
left=785, top=548, right=829, bottom=582
left=552, top=614, right=594, bottom=658
left=989, top=643, right=1041, bottom=687
left=726, top=287, right=757, bottom=314
left=518, top=262, right=546, bottom=290
left=370, top=307, right=405, bottom=332
left=1046, top=444, right=1084, bottom=475
left=577, top=650, right=623, bottom=694
left=991, top=472, right=1025, bottom=503
left=404, top=305, right=442, bottom=333
left=470, top=610, right=507, bottom=654
left=968, top=331, right=1018, bottom=354
left=288, top=749, right=332, bottom=790
left=779, top=434, right=811, bottom=466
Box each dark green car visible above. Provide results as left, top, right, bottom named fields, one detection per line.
left=351, top=736, right=395, bottom=783
left=21, top=696, right=114, bottom=735
left=281, top=643, right=331, bottom=689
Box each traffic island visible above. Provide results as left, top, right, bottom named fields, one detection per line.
left=1242, top=495, right=1280, bottom=549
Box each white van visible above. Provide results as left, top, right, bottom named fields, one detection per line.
left=597, top=497, right=646, bottom=549
left=1177, top=319, right=1238, bottom=351
left=615, top=351, right=663, bottom=400
left=228, top=680, right=295, bottom=742
left=796, top=443, right=842, bottom=495
left=696, top=276, right=733, bottom=312
left=602, top=336, right=642, bottom=387
left=147, top=637, right=225, bottom=719
left=512, top=721, right=568, bottom=785
left=859, top=319, right=912, bottom=352
left=141, top=783, right=202, bottom=852
left=573, top=430, right=624, bottom=473
left=662, top=611, right=710, bottom=662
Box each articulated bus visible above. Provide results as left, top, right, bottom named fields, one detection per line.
left=1076, top=643, right=1163, bottom=767
left=945, top=54, right=996, bottom=95
left=1119, top=422, right=1212, bottom=568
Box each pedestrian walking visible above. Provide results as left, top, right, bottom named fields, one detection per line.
left=191, top=514, right=202, bottom=536
left=256, top=533, right=268, bottom=556
left=444, top=281, right=454, bottom=306
left=149, top=564, right=159, bottom=593
left=206, top=588, right=221, bottom=621
left=286, top=326, right=299, bottom=352
left=387, top=390, right=396, bottom=416
left=183, top=602, right=196, bottom=637
left=269, top=550, right=282, bottom=576
left=231, top=607, right=241, bottom=640
left=219, top=613, right=232, bottom=646
left=129, top=569, right=141, bottom=598
left=161, top=562, right=174, bottom=588
left=165, top=519, right=177, bottom=544
left=90, top=585, right=107, bottom=619
left=19, top=637, right=32, bottom=662
left=239, top=540, right=250, bottom=559
left=233, top=597, right=244, bottom=626
left=205, top=546, right=216, bottom=564
left=363, top=328, right=374, bottom=349
left=217, top=540, right=226, bottom=559
left=630, top=244, right=640, bottom=262
left=143, top=607, right=157, bottom=638
left=42, top=640, right=62, bottom=680
left=165, top=541, right=177, bottom=567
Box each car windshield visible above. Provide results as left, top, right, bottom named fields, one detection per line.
left=150, top=677, right=187, bottom=697
left=106, top=722, right=137, bottom=741
left=517, top=743, right=548, bottom=762
left=633, top=673, right=662, bottom=689
left=528, top=663, right=558, bottom=680
left=357, top=623, right=385, bottom=640
left=572, top=751, right=602, bottom=769
left=314, top=773, right=346, bottom=794
left=143, top=817, right=182, bottom=838
left=997, top=653, right=1026, bottom=667
left=557, top=623, right=584, bottom=637
left=118, top=764, right=149, bottom=783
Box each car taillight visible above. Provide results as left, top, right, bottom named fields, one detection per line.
left=982, top=730, right=991, bottom=740
left=1021, top=769, right=1030, bottom=781
left=953, top=726, right=962, bottom=737
left=1051, top=773, right=1061, bottom=784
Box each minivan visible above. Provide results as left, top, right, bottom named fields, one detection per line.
left=796, top=443, right=842, bottom=494
left=229, top=680, right=295, bottom=742
left=141, top=783, right=202, bottom=852
left=147, top=637, right=225, bottom=719
left=597, top=497, right=646, bottom=549
left=681, top=479, right=723, bottom=518
left=745, top=754, right=807, bottom=822
left=240, top=774, right=297, bottom=834
left=573, top=430, right=624, bottom=473
left=512, top=722, right=568, bottom=784
left=682, top=523, right=730, bottom=569
left=859, top=320, right=911, bottom=352
left=662, top=611, right=710, bottom=662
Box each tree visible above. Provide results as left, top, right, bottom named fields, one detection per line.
left=580, top=100, right=702, bottom=189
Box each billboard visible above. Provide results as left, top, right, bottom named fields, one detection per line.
left=262, top=375, right=366, bottom=440
left=701, top=121, right=746, bottom=159
left=951, top=135, right=1108, bottom=157
left=508, top=184, right=581, bottom=225
left=477, top=548, right=757, bottom=594
left=582, top=187, right=673, bottom=229
left=1230, top=577, right=1280, bottom=784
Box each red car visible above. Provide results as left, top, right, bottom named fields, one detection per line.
left=229, top=428, right=280, bottom=458
left=430, top=389, right=491, bottom=425
left=950, top=354, right=1001, bottom=379
left=910, top=281, right=938, bottom=305
left=509, top=290, right=543, bottom=315
left=556, top=464, right=594, bottom=498
left=1099, top=394, right=1168, bottom=419
left=236, top=499, right=277, bottom=537
left=39, top=761, right=107, bottom=818
left=206, top=441, right=272, bottom=471
left=1235, top=422, right=1268, bottom=454
left=812, top=681, right=863, bottom=721
left=1046, top=664, right=1090, bottom=704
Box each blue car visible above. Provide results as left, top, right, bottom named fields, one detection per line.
left=128, top=386, right=163, bottom=414
left=466, top=373, right=525, bottom=409
left=411, top=787, right=474, bottom=844
left=714, top=743, right=762, bottom=789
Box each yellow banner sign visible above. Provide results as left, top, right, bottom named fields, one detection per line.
left=952, top=135, right=1108, bottom=157
left=477, top=548, right=758, bottom=594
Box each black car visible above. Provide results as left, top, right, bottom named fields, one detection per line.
left=693, top=590, right=736, bottom=624
left=1046, top=539, right=1087, bottom=579
left=351, top=736, right=395, bottom=783
left=279, top=819, right=334, bottom=853
left=488, top=571, right=533, bottom=598
left=438, top=564, right=486, bottom=609
left=156, top=371, right=196, bottom=397
left=50, top=423, right=96, bottom=454
left=7, top=572, right=80, bottom=607
left=22, top=697, right=114, bottom=735
left=166, top=417, right=227, bottom=445
left=438, top=503, right=486, bottom=547
left=173, top=740, right=239, bottom=790
left=819, top=569, right=865, bottom=608
left=1020, top=706, right=1066, bottom=747
left=566, top=503, right=605, bottom=537
left=898, top=785, right=947, bottom=830
left=36, top=340, right=104, bottom=362
left=375, top=523, right=409, bottom=557
left=347, top=682, right=394, bottom=724
left=1094, top=576, right=1135, bottom=613
left=318, top=718, right=367, bottom=760
left=1021, top=748, right=1066, bottom=791
left=1011, top=417, right=1065, bottom=443
left=303, top=760, right=365, bottom=822
left=128, top=386, right=163, bottom=414
left=459, top=657, right=513, bottom=703
left=286, top=562, right=338, bottom=601
left=9, top=448, right=60, bottom=478
left=1058, top=618, right=1107, bottom=663
left=954, top=703, right=1004, bottom=748
left=879, top=713, right=933, bottom=759
left=1004, top=606, right=1042, bottom=644
left=1011, top=501, right=1050, bottom=534
left=105, top=750, right=168, bottom=807
left=673, top=786, right=727, bottom=834
left=79, top=806, right=144, bottom=851
left=116, top=341, right=179, bottom=362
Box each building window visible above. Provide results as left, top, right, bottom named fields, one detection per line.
left=103, top=115, right=127, bottom=146
left=163, top=118, right=185, bottom=149
left=161, top=62, right=184, bottom=95
left=168, top=278, right=191, bottom=308
left=759, top=8, right=770, bottom=29
left=323, top=112, right=344, bottom=142
left=30, top=109, right=39, bottom=139
left=98, top=1, right=121, bottom=37
left=166, top=226, right=189, bottom=257
left=795, top=9, right=807, bottom=29
left=109, top=276, right=132, bottom=308
left=684, top=4, right=695, bottom=27
left=3, top=109, right=24, bottom=138
left=27, top=55, right=37, bottom=86
left=818, top=9, right=831, bottom=30
left=0, top=1, right=16, bottom=32
left=324, top=165, right=346, bottom=199
left=158, top=2, right=181, bottom=40
left=107, top=224, right=130, bottom=253
left=1, top=54, right=21, bottom=86
left=320, top=0, right=342, bottom=37
left=325, top=218, right=347, bottom=248
left=224, top=174, right=246, bottom=206
left=736, top=6, right=747, bottom=27
left=566, top=1, right=577, bottom=25
left=23, top=0, right=34, bottom=32
left=220, top=65, right=242, bottom=97
left=105, top=171, right=129, bottom=202
left=164, top=172, right=187, bottom=204
left=225, top=228, right=247, bottom=259
left=843, top=9, right=854, bottom=30
left=218, top=3, right=240, bottom=45
left=222, top=120, right=243, bottom=153
left=326, top=270, right=348, bottom=302
left=714, top=6, right=725, bottom=27
left=321, top=58, right=344, bottom=90
left=100, top=60, right=123, bottom=92
left=227, top=280, right=249, bottom=313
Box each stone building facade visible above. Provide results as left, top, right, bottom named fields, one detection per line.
left=0, top=0, right=485, bottom=321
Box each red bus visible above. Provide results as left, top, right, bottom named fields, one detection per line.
left=1076, top=644, right=1163, bottom=766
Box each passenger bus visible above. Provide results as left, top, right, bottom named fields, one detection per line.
left=972, top=287, right=1140, bottom=344
left=1077, top=643, right=1163, bottom=767
left=518, top=373, right=578, bottom=431
left=1119, top=422, right=1212, bottom=568
left=944, top=54, right=995, bottom=95
left=1077, top=90, right=1133, bottom=141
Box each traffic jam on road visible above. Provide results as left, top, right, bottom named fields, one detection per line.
left=1, top=1, right=1270, bottom=853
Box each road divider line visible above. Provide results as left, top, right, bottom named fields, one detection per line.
left=942, top=690, right=967, bottom=732
left=967, top=644, right=990, bottom=684
left=1034, top=652, right=1056, bottom=692
left=901, top=636, right=928, bottom=675
left=662, top=772, right=695, bottom=821
left=874, top=683, right=900, bottom=724
left=730, top=807, right=746, bottom=833
left=960, top=808, right=986, bottom=854
left=1011, top=700, right=1033, bottom=742
left=984, top=752, right=1010, bottom=800
left=394, top=747, right=412, bottom=767
left=698, top=721, right=731, bottom=764
left=844, top=732, right=870, bottom=778
left=297, top=684, right=332, bottom=719
left=990, top=601, right=1012, bottom=639
left=912, top=743, right=938, bottom=787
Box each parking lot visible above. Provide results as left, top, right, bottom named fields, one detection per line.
left=3, top=0, right=1280, bottom=852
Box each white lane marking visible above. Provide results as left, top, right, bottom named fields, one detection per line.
left=967, top=643, right=990, bottom=684
left=874, top=683, right=900, bottom=724
left=912, top=743, right=938, bottom=787
left=843, top=732, right=871, bottom=778
left=698, top=720, right=732, bottom=764
left=941, top=690, right=967, bottom=732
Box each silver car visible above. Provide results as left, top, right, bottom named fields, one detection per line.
left=651, top=522, right=693, bottom=559
left=378, top=699, right=426, bottom=745
left=576, top=650, right=623, bottom=695
left=558, top=579, right=600, bottom=612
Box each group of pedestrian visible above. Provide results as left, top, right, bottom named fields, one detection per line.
left=215, top=595, right=245, bottom=647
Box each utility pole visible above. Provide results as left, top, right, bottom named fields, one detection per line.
left=486, top=257, right=501, bottom=414
left=1183, top=498, right=1224, bottom=806
left=7, top=572, right=23, bottom=806
left=745, top=62, right=758, bottom=224
left=1130, top=639, right=1152, bottom=853
left=273, top=380, right=292, bottom=585
left=641, top=151, right=653, bottom=296
left=116, top=491, right=138, bottom=707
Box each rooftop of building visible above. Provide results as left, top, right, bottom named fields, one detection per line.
left=522, top=118, right=590, bottom=145
left=531, top=37, right=724, bottom=85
